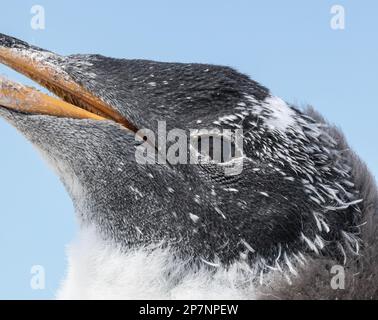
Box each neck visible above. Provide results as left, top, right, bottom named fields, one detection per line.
left=57, top=225, right=272, bottom=299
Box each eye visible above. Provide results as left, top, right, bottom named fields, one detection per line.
left=190, top=133, right=242, bottom=164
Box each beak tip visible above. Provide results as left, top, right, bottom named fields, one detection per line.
left=0, top=33, right=31, bottom=50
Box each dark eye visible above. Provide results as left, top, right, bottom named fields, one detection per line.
left=191, top=134, right=240, bottom=163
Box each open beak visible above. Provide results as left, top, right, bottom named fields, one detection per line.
left=0, top=33, right=137, bottom=132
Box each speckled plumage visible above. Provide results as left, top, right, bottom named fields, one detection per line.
left=0, top=33, right=377, bottom=299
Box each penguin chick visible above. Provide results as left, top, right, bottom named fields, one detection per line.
left=0, top=33, right=377, bottom=299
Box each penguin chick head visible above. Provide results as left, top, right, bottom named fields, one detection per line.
left=0, top=34, right=362, bottom=268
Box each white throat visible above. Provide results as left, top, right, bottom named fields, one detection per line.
left=56, top=226, right=280, bottom=300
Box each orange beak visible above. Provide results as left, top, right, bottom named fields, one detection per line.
left=0, top=43, right=137, bottom=132
left=0, top=76, right=106, bottom=121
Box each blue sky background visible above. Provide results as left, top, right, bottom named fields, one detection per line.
left=0, top=0, right=377, bottom=299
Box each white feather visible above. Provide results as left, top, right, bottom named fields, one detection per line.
left=57, top=226, right=298, bottom=300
